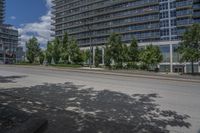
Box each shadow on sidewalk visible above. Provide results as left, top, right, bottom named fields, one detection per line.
left=0, top=76, right=26, bottom=83
left=0, top=82, right=191, bottom=133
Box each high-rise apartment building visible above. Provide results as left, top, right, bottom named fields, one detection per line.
left=52, top=0, right=200, bottom=73
left=0, top=0, right=4, bottom=24
left=0, top=0, right=19, bottom=64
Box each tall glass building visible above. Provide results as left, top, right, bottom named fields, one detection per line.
left=0, top=0, right=19, bottom=64
left=52, top=0, right=200, bottom=73
left=0, top=0, right=4, bottom=24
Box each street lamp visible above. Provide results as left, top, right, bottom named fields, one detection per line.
left=88, top=26, right=92, bottom=68
left=82, top=18, right=93, bottom=68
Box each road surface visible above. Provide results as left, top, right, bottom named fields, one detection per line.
left=0, top=65, right=200, bottom=133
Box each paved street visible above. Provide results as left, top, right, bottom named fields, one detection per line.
left=0, top=65, right=200, bottom=133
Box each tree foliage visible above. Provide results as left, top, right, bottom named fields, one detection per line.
left=129, top=37, right=139, bottom=62
left=104, top=33, right=141, bottom=69
left=46, top=41, right=53, bottom=64
left=45, top=33, right=83, bottom=65
left=69, top=38, right=83, bottom=64
left=139, top=45, right=163, bottom=70
left=177, top=24, right=200, bottom=73
left=61, top=33, right=70, bottom=62
left=105, top=33, right=127, bottom=68
left=52, top=37, right=61, bottom=64
left=82, top=50, right=90, bottom=64
left=26, top=37, right=41, bottom=63
left=95, top=47, right=102, bottom=67
left=104, top=43, right=112, bottom=67
left=39, top=51, right=45, bottom=64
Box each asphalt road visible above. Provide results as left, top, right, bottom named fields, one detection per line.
left=0, top=65, right=200, bottom=133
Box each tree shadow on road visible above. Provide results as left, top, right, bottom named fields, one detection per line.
left=0, top=76, right=26, bottom=83
left=0, top=82, right=191, bottom=133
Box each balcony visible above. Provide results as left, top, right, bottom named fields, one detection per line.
left=54, top=7, right=159, bottom=27
left=176, top=1, right=193, bottom=10
left=176, top=10, right=193, bottom=19
left=193, top=12, right=200, bottom=18
left=176, top=20, right=193, bottom=27
left=53, top=0, right=159, bottom=22
left=193, top=4, right=200, bottom=11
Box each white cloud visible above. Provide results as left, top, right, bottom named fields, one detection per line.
left=10, top=16, right=16, bottom=20
left=18, top=0, right=54, bottom=49
left=46, top=0, right=53, bottom=8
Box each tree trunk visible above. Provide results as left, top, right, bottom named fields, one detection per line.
left=191, top=60, right=194, bottom=74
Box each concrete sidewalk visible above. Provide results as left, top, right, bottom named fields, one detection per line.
left=2, top=65, right=200, bottom=83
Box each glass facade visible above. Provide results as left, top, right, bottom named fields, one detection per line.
left=0, top=0, right=4, bottom=24
left=0, top=0, right=19, bottom=63
left=52, top=0, right=161, bottom=47
left=172, top=44, right=180, bottom=62
left=186, top=64, right=199, bottom=73
left=159, top=45, right=170, bottom=63
left=52, top=0, right=200, bottom=47
left=52, top=0, right=200, bottom=73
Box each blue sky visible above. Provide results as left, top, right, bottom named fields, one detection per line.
left=6, top=0, right=47, bottom=27
left=5, top=0, right=53, bottom=48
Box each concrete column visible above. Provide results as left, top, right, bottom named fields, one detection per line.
left=102, top=48, right=105, bottom=65
left=184, top=63, right=187, bottom=73
left=170, top=44, right=173, bottom=73
left=198, top=62, right=200, bottom=73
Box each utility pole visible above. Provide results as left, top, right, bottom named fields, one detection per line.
left=84, top=19, right=92, bottom=68
left=88, top=26, right=93, bottom=68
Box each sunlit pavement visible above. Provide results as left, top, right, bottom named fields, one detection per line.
left=0, top=65, right=200, bottom=133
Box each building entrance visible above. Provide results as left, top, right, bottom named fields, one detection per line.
left=173, top=65, right=184, bottom=73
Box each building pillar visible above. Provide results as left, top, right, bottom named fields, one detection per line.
left=184, top=63, right=187, bottom=73
left=170, top=44, right=173, bottom=73
left=102, top=48, right=105, bottom=65
left=198, top=62, right=200, bottom=73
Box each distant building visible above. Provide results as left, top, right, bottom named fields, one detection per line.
left=52, top=0, right=200, bottom=73
left=0, top=0, right=19, bottom=64
left=16, top=46, right=25, bottom=62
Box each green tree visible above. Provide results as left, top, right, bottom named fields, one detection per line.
left=95, top=47, right=102, bottom=67
left=52, top=37, right=61, bottom=64
left=177, top=24, right=200, bottom=74
left=122, top=44, right=129, bottom=63
left=107, top=33, right=124, bottom=68
left=61, top=33, right=70, bottom=63
left=82, top=49, right=90, bottom=64
left=104, top=43, right=112, bottom=68
left=139, top=44, right=163, bottom=70
left=69, top=38, right=83, bottom=64
left=39, top=51, right=45, bottom=64
left=26, top=37, right=40, bottom=63
left=46, top=41, right=53, bottom=64
left=129, top=37, right=139, bottom=62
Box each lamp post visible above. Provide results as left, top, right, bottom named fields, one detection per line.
left=84, top=19, right=93, bottom=68
left=88, top=26, right=92, bottom=68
